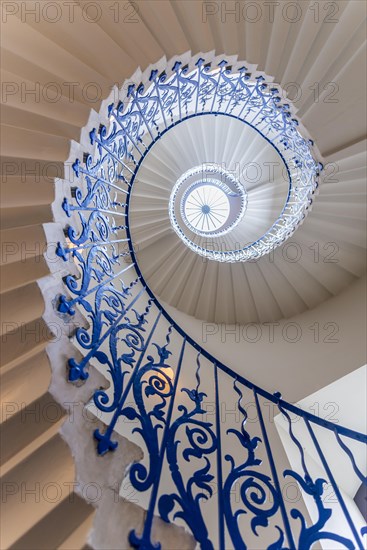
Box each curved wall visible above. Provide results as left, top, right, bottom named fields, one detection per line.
left=164, top=275, right=366, bottom=403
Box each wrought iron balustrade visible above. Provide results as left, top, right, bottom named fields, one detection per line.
left=56, top=57, right=366, bottom=549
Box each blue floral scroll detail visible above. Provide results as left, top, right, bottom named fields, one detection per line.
left=223, top=380, right=284, bottom=550
left=57, top=56, right=332, bottom=549
left=66, top=278, right=140, bottom=381
left=62, top=245, right=121, bottom=299
left=92, top=300, right=154, bottom=455
left=93, top=307, right=150, bottom=411
left=158, top=354, right=217, bottom=550
left=120, top=326, right=175, bottom=492
left=278, top=402, right=355, bottom=550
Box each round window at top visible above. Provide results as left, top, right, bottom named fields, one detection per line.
left=183, top=183, right=230, bottom=233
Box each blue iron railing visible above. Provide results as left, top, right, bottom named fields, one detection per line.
left=56, top=58, right=366, bottom=549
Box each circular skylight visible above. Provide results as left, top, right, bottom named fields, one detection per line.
left=169, top=164, right=248, bottom=240
left=183, top=184, right=230, bottom=233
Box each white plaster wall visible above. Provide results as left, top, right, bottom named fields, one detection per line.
left=274, top=366, right=367, bottom=549
left=163, top=275, right=367, bottom=404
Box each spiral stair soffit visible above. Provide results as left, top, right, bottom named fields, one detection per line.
left=128, top=63, right=323, bottom=260
left=44, top=50, right=367, bottom=330
left=42, top=49, right=366, bottom=546
left=2, top=2, right=366, bottom=547
left=41, top=47, right=366, bottom=396
left=33, top=52, right=313, bottom=548
left=131, top=115, right=315, bottom=255
left=122, top=54, right=365, bottom=325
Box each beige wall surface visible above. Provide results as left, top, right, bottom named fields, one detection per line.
left=164, top=275, right=367, bottom=403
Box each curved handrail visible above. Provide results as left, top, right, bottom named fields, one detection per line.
left=57, top=55, right=366, bottom=550
left=127, top=198, right=366, bottom=444
left=124, top=113, right=363, bottom=443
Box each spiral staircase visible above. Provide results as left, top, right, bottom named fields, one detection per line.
left=1, top=1, right=366, bottom=549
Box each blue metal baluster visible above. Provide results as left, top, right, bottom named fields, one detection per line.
left=62, top=198, right=127, bottom=219
left=278, top=400, right=355, bottom=549
left=157, top=352, right=217, bottom=549
left=149, top=70, right=168, bottom=131
left=195, top=59, right=204, bottom=114
left=67, top=283, right=145, bottom=380
left=210, top=60, right=226, bottom=112
left=250, top=88, right=279, bottom=126
left=237, top=76, right=265, bottom=120
left=172, top=61, right=182, bottom=121
left=94, top=307, right=162, bottom=455
left=224, top=67, right=246, bottom=114
left=56, top=238, right=130, bottom=262
left=305, top=418, right=364, bottom=549
left=270, top=106, right=295, bottom=144
left=214, top=363, right=225, bottom=550
left=223, top=380, right=283, bottom=549
left=254, top=390, right=296, bottom=550
left=58, top=263, right=135, bottom=315
left=334, top=428, right=367, bottom=486
left=127, top=84, right=156, bottom=142
left=109, top=103, right=145, bottom=157
left=129, top=337, right=187, bottom=550
left=90, top=129, right=134, bottom=179
left=73, top=160, right=129, bottom=195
